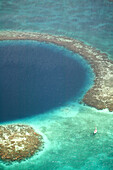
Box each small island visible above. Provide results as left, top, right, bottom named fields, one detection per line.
left=0, top=31, right=113, bottom=111
left=0, top=124, right=43, bottom=161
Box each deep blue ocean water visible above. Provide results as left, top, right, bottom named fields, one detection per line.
left=0, top=41, right=89, bottom=122
left=0, top=0, right=113, bottom=170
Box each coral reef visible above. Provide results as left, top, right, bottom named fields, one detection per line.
left=0, top=31, right=113, bottom=111
left=0, top=124, right=43, bottom=161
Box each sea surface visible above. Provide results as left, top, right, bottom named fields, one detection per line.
left=0, top=40, right=92, bottom=122
left=0, top=0, right=113, bottom=170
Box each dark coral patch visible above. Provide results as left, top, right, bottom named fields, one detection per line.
left=0, top=124, right=43, bottom=162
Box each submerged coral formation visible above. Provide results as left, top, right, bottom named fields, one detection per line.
left=0, top=31, right=113, bottom=111
left=0, top=124, right=43, bottom=161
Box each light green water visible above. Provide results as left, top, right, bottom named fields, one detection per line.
left=0, top=0, right=113, bottom=169
left=1, top=103, right=113, bottom=170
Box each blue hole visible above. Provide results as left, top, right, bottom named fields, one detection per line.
left=0, top=41, right=89, bottom=122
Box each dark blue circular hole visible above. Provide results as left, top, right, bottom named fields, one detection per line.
left=0, top=41, right=88, bottom=122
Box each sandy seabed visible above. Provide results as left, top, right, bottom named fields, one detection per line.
left=0, top=31, right=113, bottom=169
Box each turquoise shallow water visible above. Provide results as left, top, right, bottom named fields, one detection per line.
left=0, top=0, right=113, bottom=170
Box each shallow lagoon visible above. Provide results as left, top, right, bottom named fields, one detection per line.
left=0, top=0, right=113, bottom=169
left=0, top=40, right=113, bottom=170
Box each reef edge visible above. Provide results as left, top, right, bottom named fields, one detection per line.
left=0, top=124, right=44, bottom=162
left=0, top=31, right=113, bottom=112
